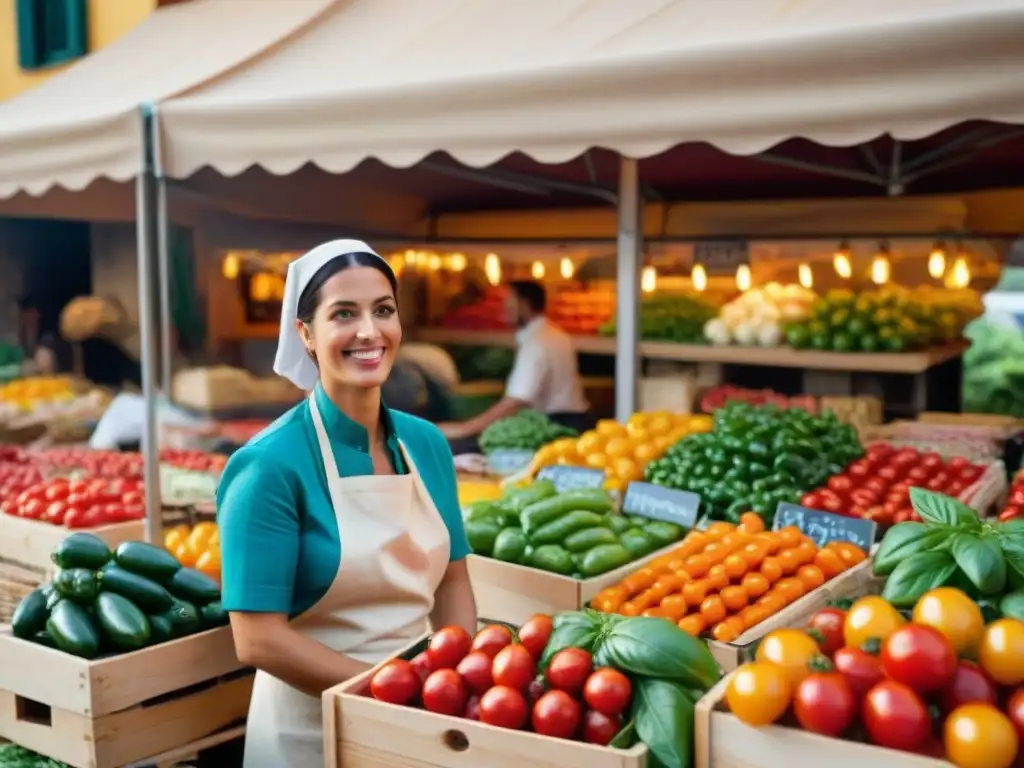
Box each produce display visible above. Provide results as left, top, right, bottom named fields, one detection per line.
left=963, top=318, right=1024, bottom=418
left=800, top=442, right=986, bottom=529
left=9, top=532, right=226, bottom=658
left=1, top=475, right=145, bottom=527
left=465, top=480, right=685, bottom=577
left=366, top=610, right=721, bottom=768
left=478, top=410, right=578, bottom=455
left=699, top=384, right=817, bottom=414
left=164, top=521, right=221, bottom=582
left=440, top=285, right=511, bottom=331
left=528, top=412, right=713, bottom=492
left=703, top=283, right=816, bottom=347
left=589, top=514, right=867, bottom=642
left=601, top=292, right=720, bottom=343
left=997, top=471, right=1024, bottom=523
left=548, top=287, right=614, bottom=335
left=645, top=402, right=863, bottom=523
left=0, top=743, right=71, bottom=768
left=32, top=447, right=226, bottom=476
left=725, top=589, right=1024, bottom=768
left=0, top=376, right=77, bottom=410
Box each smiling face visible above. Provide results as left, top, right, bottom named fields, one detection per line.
left=296, top=266, right=401, bottom=390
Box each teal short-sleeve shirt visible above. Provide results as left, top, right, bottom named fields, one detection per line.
left=216, top=384, right=470, bottom=616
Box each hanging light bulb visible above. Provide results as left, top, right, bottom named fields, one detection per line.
left=833, top=240, right=852, bottom=279
left=449, top=253, right=467, bottom=272
left=559, top=257, right=575, bottom=280
left=798, top=263, right=814, bottom=289
left=641, top=266, right=658, bottom=294
left=427, top=253, right=442, bottom=271
left=928, top=241, right=947, bottom=280
left=949, top=254, right=971, bottom=288
left=735, top=264, right=751, bottom=292
left=692, top=263, right=707, bottom=292
left=221, top=253, right=240, bottom=280
left=531, top=261, right=546, bottom=280
left=870, top=242, right=891, bottom=285
left=484, top=253, right=502, bottom=286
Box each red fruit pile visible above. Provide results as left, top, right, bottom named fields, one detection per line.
left=996, top=472, right=1024, bottom=523
left=700, top=385, right=817, bottom=414
left=1, top=476, right=146, bottom=527
left=368, top=615, right=632, bottom=745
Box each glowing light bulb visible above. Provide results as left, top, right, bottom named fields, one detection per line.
left=641, top=266, right=657, bottom=294
left=870, top=250, right=891, bottom=285
left=949, top=256, right=971, bottom=288
left=427, top=254, right=442, bottom=271
left=221, top=253, right=240, bottom=280
left=484, top=253, right=501, bottom=286
left=559, top=257, right=575, bottom=280
left=531, top=261, right=545, bottom=280
left=833, top=249, right=852, bottom=279
left=692, top=264, right=707, bottom=292
left=798, top=263, right=813, bottom=289
left=449, top=253, right=467, bottom=272
left=928, top=246, right=946, bottom=279
left=735, top=264, right=751, bottom=292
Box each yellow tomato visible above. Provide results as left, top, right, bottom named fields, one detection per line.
left=584, top=452, right=609, bottom=470
left=944, top=704, right=1018, bottom=768
left=577, top=431, right=605, bottom=454
left=604, top=437, right=635, bottom=459
left=913, top=588, right=984, bottom=655
left=979, top=619, right=1024, bottom=686
left=196, top=547, right=222, bottom=582
left=687, top=414, right=714, bottom=432
left=164, top=529, right=187, bottom=552
left=612, top=457, right=641, bottom=483
left=187, top=525, right=217, bottom=554
left=595, top=419, right=626, bottom=437
left=633, top=443, right=659, bottom=463
left=754, top=629, right=821, bottom=688
left=726, top=662, right=792, bottom=726
left=844, top=596, right=906, bottom=648
left=646, top=416, right=673, bottom=436
left=173, top=540, right=198, bottom=567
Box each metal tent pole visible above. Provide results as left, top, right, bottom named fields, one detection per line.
left=152, top=108, right=174, bottom=399
left=136, top=103, right=163, bottom=544
left=614, top=157, right=643, bottom=422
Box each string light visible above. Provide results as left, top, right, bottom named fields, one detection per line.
left=798, top=263, right=814, bottom=289
left=928, top=242, right=947, bottom=279
left=641, top=266, right=658, bottom=294
left=833, top=240, right=852, bottom=279
left=735, top=264, right=751, bottom=292
left=221, top=253, right=240, bottom=280
left=427, top=254, right=442, bottom=271
left=870, top=242, right=891, bottom=285
left=484, top=253, right=502, bottom=286
left=449, top=253, right=467, bottom=272
left=559, top=257, right=575, bottom=280
left=949, top=254, right=971, bottom=288
left=531, top=261, right=546, bottom=280
left=691, top=264, right=707, bottom=292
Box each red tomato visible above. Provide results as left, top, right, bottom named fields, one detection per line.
left=369, top=660, right=420, bottom=705
left=516, top=614, right=553, bottom=661
left=479, top=685, right=528, bottom=729
left=463, top=695, right=481, bottom=721
left=849, top=489, right=879, bottom=508
left=819, top=496, right=844, bottom=515
left=947, top=456, right=970, bottom=472
left=546, top=648, right=593, bottom=696
left=471, top=625, right=514, bottom=659
left=941, top=660, right=997, bottom=713
left=21, top=498, right=45, bottom=520
left=427, top=626, right=472, bottom=670
left=960, top=466, right=982, bottom=484
left=1006, top=687, right=1024, bottom=741
left=926, top=475, right=948, bottom=492
left=456, top=651, right=494, bottom=695
left=833, top=647, right=885, bottom=698
left=421, top=669, right=467, bottom=715
left=62, top=506, right=89, bottom=529
left=946, top=480, right=967, bottom=497
left=876, top=466, right=900, bottom=483
left=121, top=490, right=143, bottom=507
left=827, top=476, right=853, bottom=495
left=532, top=690, right=581, bottom=739
left=43, top=481, right=68, bottom=502
left=999, top=506, right=1023, bottom=523
left=800, top=492, right=822, bottom=510
left=892, top=448, right=921, bottom=467
left=1011, top=487, right=1024, bottom=506
left=847, top=460, right=872, bottom=479
left=863, top=478, right=889, bottom=497
left=409, top=651, right=435, bottom=682
left=807, top=608, right=847, bottom=657
left=881, top=625, right=957, bottom=694
left=581, top=709, right=621, bottom=746
left=793, top=673, right=856, bottom=737
left=862, top=681, right=932, bottom=751
left=866, top=444, right=895, bottom=464
left=582, top=668, right=631, bottom=717
left=492, top=644, right=536, bottom=690
left=42, top=501, right=66, bottom=525
left=920, top=453, right=944, bottom=471
left=906, top=467, right=931, bottom=484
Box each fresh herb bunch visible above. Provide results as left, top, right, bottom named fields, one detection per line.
left=479, top=410, right=578, bottom=454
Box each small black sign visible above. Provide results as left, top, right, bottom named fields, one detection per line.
left=622, top=482, right=701, bottom=529
left=772, top=502, right=877, bottom=550
left=537, top=465, right=606, bottom=493
left=694, top=240, right=750, bottom=275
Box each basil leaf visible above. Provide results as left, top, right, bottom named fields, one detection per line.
left=873, top=522, right=951, bottom=576
left=609, top=719, right=637, bottom=749
left=633, top=678, right=694, bottom=768
left=881, top=550, right=958, bottom=609
left=952, top=534, right=1007, bottom=596
left=910, top=487, right=981, bottom=529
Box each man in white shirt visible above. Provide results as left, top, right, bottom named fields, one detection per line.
left=438, top=281, right=591, bottom=453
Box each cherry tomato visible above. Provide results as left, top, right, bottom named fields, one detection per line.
left=369, top=660, right=420, bottom=705
left=42, top=501, right=66, bottom=525
left=847, top=461, right=872, bottom=479
left=456, top=651, right=494, bottom=695
left=960, top=466, right=983, bottom=484
left=581, top=709, right=621, bottom=746
left=920, top=452, right=944, bottom=471
left=979, top=619, right=1024, bottom=686
left=862, top=680, right=931, bottom=751
left=800, top=492, right=822, bottom=509
left=755, top=629, right=822, bottom=688
left=881, top=624, right=957, bottom=694
left=1000, top=506, right=1024, bottom=523
left=546, top=647, right=593, bottom=696
left=866, top=444, right=895, bottom=464
left=833, top=646, right=885, bottom=698
left=819, top=497, right=843, bottom=515
left=479, top=685, right=528, bottom=729
left=21, top=498, right=45, bottom=520
left=849, top=489, right=879, bottom=508
left=876, top=466, right=900, bottom=483
left=471, top=625, right=514, bottom=659
left=421, top=669, right=467, bottom=715
left=944, top=704, right=1019, bottom=768
left=725, top=662, right=791, bottom=726
left=844, top=596, right=905, bottom=648
left=806, top=608, right=846, bottom=656
left=427, top=626, right=472, bottom=670
left=1005, top=687, right=1024, bottom=742
left=912, top=587, right=984, bottom=655
left=827, top=476, right=853, bottom=495
left=941, top=660, right=997, bottom=713
left=43, top=481, right=68, bottom=502
left=582, top=668, right=631, bottom=717
left=62, top=506, right=89, bottom=529
left=492, top=644, right=536, bottom=690
left=793, top=672, right=856, bottom=737
left=516, top=614, right=553, bottom=661
left=1011, top=487, right=1024, bottom=506
left=532, top=690, right=581, bottom=739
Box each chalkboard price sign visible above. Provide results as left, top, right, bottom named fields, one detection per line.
left=622, top=482, right=701, bottom=529
left=694, top=240, right=750, bottom=275
left=537, top=465, right=606, bottom=493
left=772, top=502, right=878, bottom=550
left=486, top=449, right=535, bottom=477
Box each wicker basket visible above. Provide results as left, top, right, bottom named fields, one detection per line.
left=861, top=421, right=1010, bottom=464
left=0, top=558, right=45, bottom=626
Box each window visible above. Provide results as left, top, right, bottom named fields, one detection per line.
left=16, top=0, right=88, bottom=71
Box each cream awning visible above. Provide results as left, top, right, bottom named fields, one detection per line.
left=0, top=0, right=336, bottom=198
left=159, top=0, right=1024, bottom=181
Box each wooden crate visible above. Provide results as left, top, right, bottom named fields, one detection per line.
left=468, top=542, right=684, bottom=625
left=707, top=560, right=880, bottom=672
left=0, top=515, right=144, bottom=573
left=695, top=671, right=946, bottom=768
left=962, top=460, right=1009, bottom=516
left=0, top=627, right=252, bottom=768
left=324, top=636, right=648, bottom=768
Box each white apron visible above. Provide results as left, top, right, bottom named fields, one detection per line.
left=242, top=396, right=451, bottom=768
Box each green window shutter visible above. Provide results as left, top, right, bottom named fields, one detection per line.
left=16, top=0, right=88, bottom=71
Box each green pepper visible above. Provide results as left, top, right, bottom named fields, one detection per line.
left=530, top=510, right=608, bottom=545
left=746, top=441, right=771, bottom=460
left=53, top=568, right=98, bottom=605
left=723, top=498, right=751, bottom=523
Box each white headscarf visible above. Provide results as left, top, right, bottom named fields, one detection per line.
left=273, top=239, right=387, bottom=391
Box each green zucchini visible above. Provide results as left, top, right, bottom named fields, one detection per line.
left=160, top=598, right=202, bottom=638
left=95, top=592, right=150, bottom=651
left=53, top=568, right=99, bottom=604
left=47, top=599, right=101, bottom=659
left=147, top=614, right=174, bottom=644
left=166, top=567, right=221, bottom=606
left=114, top=541, right=182, bottom=581
left=51, top=532, right=112, bottom=570
left=99, top=565, right=174, bottom=612
left=11, top=587, right=50, bottom=639
left=200, top=601, right=229, bottom=628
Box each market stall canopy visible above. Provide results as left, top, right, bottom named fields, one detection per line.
left=159, top=0, right=1024, bottom=181
left=0, top=0, right=337, bottom=199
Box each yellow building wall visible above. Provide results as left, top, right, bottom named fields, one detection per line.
left=0, top=0, right=156, bottom=101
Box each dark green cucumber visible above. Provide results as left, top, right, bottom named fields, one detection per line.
left=46, top=599, right=101, bottom=659
left=147, top=614, right=174, bottom=644
left=160, top=598, right=202, bottom=638
left=46, top=589, right=63, bottom=611
left=166, top=567, right=220, bottom=606
left=98, top=565, right=173, bottom=612
left=95, top=592, right=150, bottom=651
left=113, top=541, right=182, bottom=581
left=51, top=532, right=112, bottom=570
left=200, top=601, right=228, bottom=628
left=53, top=568, right=99, bottom=604
left=11, top=587, right=49, bottom=639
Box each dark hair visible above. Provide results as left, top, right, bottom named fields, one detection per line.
left=509, top=280, right=546, bottom=314
left=296, top=252, right=398, bottom=323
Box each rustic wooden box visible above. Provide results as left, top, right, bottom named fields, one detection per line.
left=695, top=671, right=948, bottom=768
left=0, top=515, right=144, bottom=574
left=0, top=626, right=252, bottom=768
left=324, top=636, right=648, bottom=768
left=468, top=542, right=682, bottom=625
left=708, top=559, right=879, bottom=672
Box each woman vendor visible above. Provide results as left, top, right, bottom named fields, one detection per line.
left=215, top=239, right=477, bottom=767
